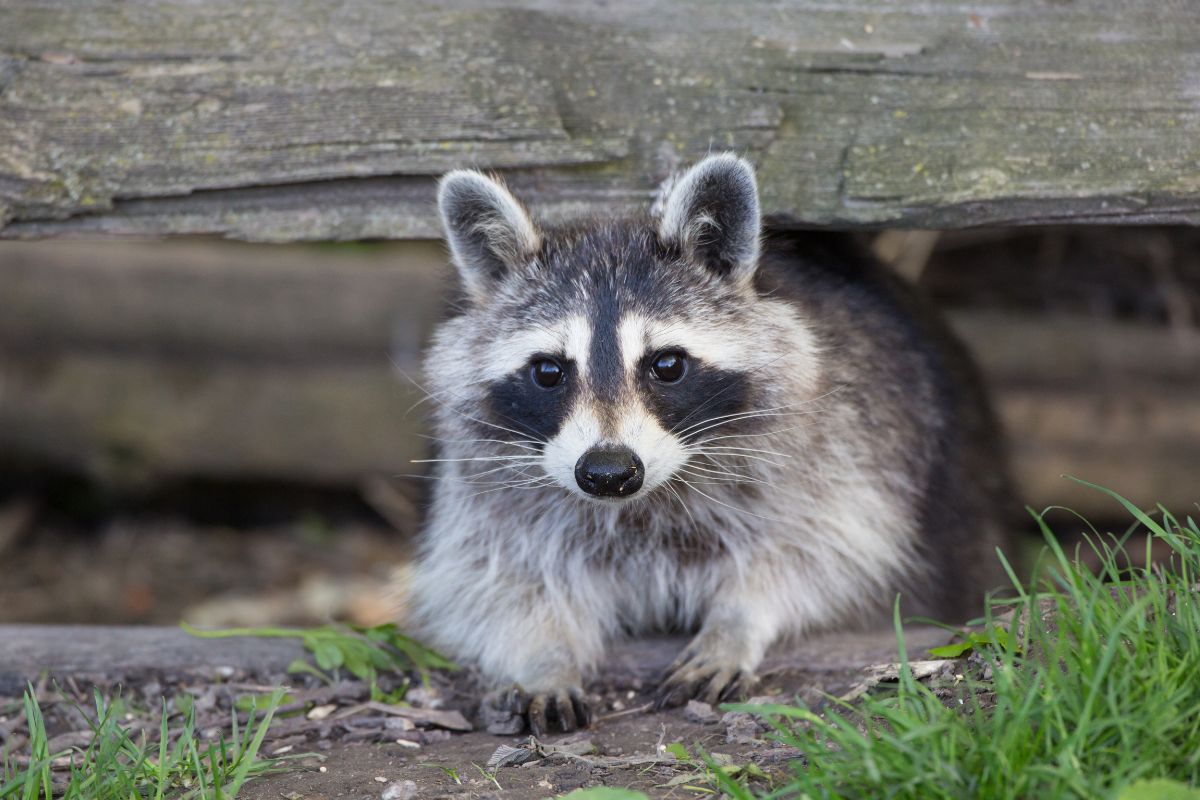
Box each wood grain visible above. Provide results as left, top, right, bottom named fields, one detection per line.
left=0, top=625, right=952, bottom=696
left=3, top=1, right=1200, bottom=240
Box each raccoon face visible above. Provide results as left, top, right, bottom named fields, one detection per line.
left=432, top=154, right=815, bottom=503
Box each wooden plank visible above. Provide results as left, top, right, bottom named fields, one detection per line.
left=0, top=625, right=305, bottom=695
left=2, top=242, right=1197, bottom=512
left=3, top=1, right=1200, bottom=240
left=0, top=240, right=446, bottom=363
left=0, top=354, right=427, bottom=485
left=0, top=240, right=441, bottom=485
left=0, top=625, right=951, bottom=697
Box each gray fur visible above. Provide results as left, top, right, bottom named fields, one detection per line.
left=405, top=153, right=1011, bottom=730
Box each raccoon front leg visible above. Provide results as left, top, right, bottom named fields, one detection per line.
left=412, top=560, right=604, bottom=735
left=654, top=587, right=780, bottom=708
left=472, top=598, right=601, bottom=735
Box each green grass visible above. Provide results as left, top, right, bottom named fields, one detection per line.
left=181, top=621, right=455, bottom=701
left=739, top=482, right=1200, bottom=800
left=585, top=483, right=1200, bottom=800
left=1, top=686, right=291, bottom=799
left=1, top=623, right=454, bottom=797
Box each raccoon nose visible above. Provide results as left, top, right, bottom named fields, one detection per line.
left=575, top=447, right=645, bottom=497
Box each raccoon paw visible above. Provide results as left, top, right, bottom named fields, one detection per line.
left=654, top=654, right=755, bottom=710
left=479, top=684, right=592, bottom=737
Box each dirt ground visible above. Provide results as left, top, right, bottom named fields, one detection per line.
left=236, top=663, right=856, bottom=800
left=0, top=625, right=945, bottom=798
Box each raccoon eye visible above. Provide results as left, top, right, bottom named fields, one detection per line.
left=650, top=351, right=687, bottom=383
left=530, top=358, right=564, bottom=389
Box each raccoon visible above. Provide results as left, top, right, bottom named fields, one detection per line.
left=407, top=153, right=1011, bottom=736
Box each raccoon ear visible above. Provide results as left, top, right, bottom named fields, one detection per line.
left=655, top=153, right=761, bottom=283
left=437, top=170, right=541, bottom=301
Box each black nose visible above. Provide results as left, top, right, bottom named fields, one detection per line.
left=575, top=447, right=645, bottom=497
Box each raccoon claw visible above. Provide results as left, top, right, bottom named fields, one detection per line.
left=654, top=656, right=754, bottom=710
left=479, top=685, right=591, bottom=736
left=528, top=687, right=592, bottom=737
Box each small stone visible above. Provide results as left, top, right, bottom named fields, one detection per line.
left=384, top=716, right=416, bottom=731
left=307, top=703, right=337, bottom=720
left=722, top=710, right=765, bottom=745
left=479, top=696, right=525, bottom=735
left=381, top=779, right=418, bottom=800
left=684, top=700, right=720, bottom=725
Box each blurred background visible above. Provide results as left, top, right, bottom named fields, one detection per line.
left=1, top=228, right=1196, bottom=627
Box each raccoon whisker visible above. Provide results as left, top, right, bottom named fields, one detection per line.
left=678, top=477, right=757, bottom=487
left=689, top=447, right=771, bottom=468
left=674, top=404, right=832, bottom=441
left=672, top=402, right=799, bottom=438
left=666, top=351, right=794, bottom=435
left=679, top=457, right=770, bottom=481
left=679, top=461, right=752, bottom=477
left=689, top=445, right=792, bottom=459
left=674, top=478, right=792, bottom=525
left=678, top=465, right=770, bottom=486
left=410, top=464, right=543, bottom=486
left=455, top=463, right=546, bottom=482
left=660, top=480, right=698, bottom=530
left=679, top=403, right=834, bottom=438
left=461, top=473, right=554, bottom=492
left=686, top=453, right=758, bottom=472
left=676, top=383, right=847, bottom=439
left=668, top=367, right=845, bottom=441
left=696, top=425, right=813, bottom=444
left=696, top=453, right=787, bottom=472
left=418, top=434, right=545, bottom=452
left=391, top=359, right=550, bottom=444
left=406, top=383, right=550, bottom=444
left=678, top=410, right=812, bottom=443
left=680, top=458, right=762, bottom=478
left=686, top=450, right=788, bottom=469
left=412, top=455, right=542, bottom=464
left=678, top=472, right=767, bottom=489
left=448, top=410, right=550, bottom=446
left=391, top=361, right=490, bottom=415
left=403, top=382, right=489, bottom=416
left=397, top=468, right=542, bottom=486
left=462, top=480, right=556, bottom=500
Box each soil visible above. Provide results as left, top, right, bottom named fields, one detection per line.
left=235, top=662, right=856, bottom=800
left=0, top=625, right=951, bottom=797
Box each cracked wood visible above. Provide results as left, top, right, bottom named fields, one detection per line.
left=2, top=1, right=1200, bottom=240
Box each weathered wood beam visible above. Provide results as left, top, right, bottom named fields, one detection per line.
left=0, top=625, right=952, bottom=697
left=0, top=241, right=444, bottom=485
left=3, top=1, right=1200, bottom=240
left=959, top=311, right=1200, bottom=515
left=0, top=625, right=306, bottom=695
left=1, top=241, right=1196, bottom=514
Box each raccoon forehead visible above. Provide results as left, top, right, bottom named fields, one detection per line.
left=481, top=314, right=592, bottom=381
